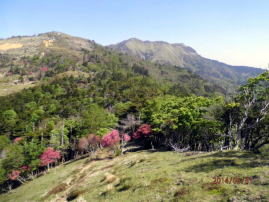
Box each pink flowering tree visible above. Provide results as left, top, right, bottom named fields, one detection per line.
left=131, top=124, right=154, bottom=149
left=8, top=170, right=21, bottom=181
left=8, top=169, right=27, bottom=184
left=132, top=124, right=152, bottom=139
left=20, top=165, right=30, bottom=172
left=13, top=137, right=23, bottom=143
left=120, top=133, right=131, bottom=154
left=40, top=67, right=49, bottom=72
left=101, top=130, right=132, bottom=155
left=123, top=133, right=131, bottom=142
left=40, top=147, right=61, bottom=169
left=101, top=130, right=120, bottom=147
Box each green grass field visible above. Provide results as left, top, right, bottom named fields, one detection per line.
left=1, top=149, right=268, bottom=202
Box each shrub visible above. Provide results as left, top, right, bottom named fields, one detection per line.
left=20, top=165, right=30, bottom=172
left=78, top=134, right=101, bottom=152
left=132, top=124, right=152, bottom=139
left=101, top=130, right=120, bottom=147
left=8, top=170, right=21, bottom=180
left=123, top=134, right=131, bottom=142
left=77, top=137, right=89, bottom=152
left=0, top=136, right=10, bottom=151
left=13, top=137, right=23, bottom=143
left=87, top=134, right=101, bottom=148
left=40, top=147, right=61, bottom=167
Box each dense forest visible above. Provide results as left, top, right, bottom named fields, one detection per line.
left=0, top=36, right=268, bottom=192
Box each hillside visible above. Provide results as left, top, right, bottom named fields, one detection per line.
left=0, top=32, right=95, bottom=59
left=0, top=32, right=226, bottom=97
left=1, top=150, right=269, bottom=202
left=0, top=32, right=268, bottom=202
left=109, top=38, right=264, bottom=89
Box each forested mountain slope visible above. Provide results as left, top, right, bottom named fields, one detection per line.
left=0, top=32, right=225, bottom=97
left=0, top=32, right=268, bottom=200
left=109, top=38, right=264, bottom=89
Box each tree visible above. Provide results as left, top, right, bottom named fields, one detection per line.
left=132, top=124, right=152, bottom=139
left=123, top=134, right=131, bottom=142
left=2, top=144, right=25, bottom=182
left=22, top=139, right=44, bottom=173
left=77, top=134, right=100, bottom=154
left=119, top=114, right=141, bottom=134
left=8, top=170, right=21, bottom=181
left=49, top=123, right=69, bottom=151
left=39, top=147, right=61, bottom=169
left=114, top=102, right=133, bottom=117
left=0, top=163, right=7, bottom=185
left=223, top=71, right=269, bottom=151
left=101, top=130, right=120, bottom=147
left=13, top=137, right=23, bottom=143
left=81, top=104, right=118, bottom=136
left=2, top=110, right=17, bottom=135
left=77, top=137, right=89, bottom=153
left=0, top=136, right=10, bottom=152
left=86, top=134, right=100, bottom=151
left=142, top=95, right=222, bottom=151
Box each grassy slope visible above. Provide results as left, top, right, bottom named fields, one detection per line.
left=0, top=71, right=91, bottom=97
left=0, top=75, right=36, bottom=97
left=1, top=150, right=269, bottom=202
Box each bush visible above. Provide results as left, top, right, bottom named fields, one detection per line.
left=101, top=130, right=120, bottom=147
left=132, top=124, right=152, bottom=139
left=40, top=147, right=61, bottom=167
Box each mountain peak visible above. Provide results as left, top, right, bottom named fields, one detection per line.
left=127, top=37, right=141, bottom=42
left=125, top=38, right=172, bottom=45
left=109, top=38, right=199, bottom=67
left=109, top=38, right=264, bottom=87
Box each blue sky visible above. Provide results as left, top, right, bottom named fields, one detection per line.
left=1, top=0, right=269, bottom=68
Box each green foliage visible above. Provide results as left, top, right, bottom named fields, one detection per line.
left=221, top=71, right=269, bottom=151
left=0, top=163, right=7, bottom=184
left=1, top=110, right=17, bottom=132
left=2, top=145, right=25, bottom=173
left=0, top=33, right=267, bottom=193
left=143, top=96, right=218, bottom=132
left=142, top=96, right=223, bottom=150
left=50, top=126, right=69, bottom=150
left=81, top=104, right=118, bottom=136
left=0, top=136, right=10, bottom=152
left=22, top=139, right=44, bottom=171
left=114, top=102, right=133, bottom=117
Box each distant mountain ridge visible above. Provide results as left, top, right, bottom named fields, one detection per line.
left=109, top=38, right=264, bottom=88
left=1, top=33, right=263, bottom=89
left=0, top=32, right=96, bottom=59
left=0, top=32, right=227, bottom=97
left=109, top=38, right=197, bottom=67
